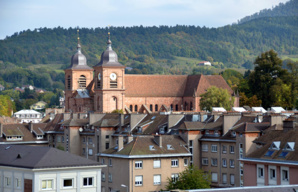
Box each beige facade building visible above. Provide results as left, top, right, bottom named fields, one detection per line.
left=100, top=135, right=191, bottom=192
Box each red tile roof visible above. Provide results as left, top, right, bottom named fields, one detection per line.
left=124, top=74, right=233, bottom=97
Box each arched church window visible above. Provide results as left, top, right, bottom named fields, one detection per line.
left=78, top=75, right=86, bottom=88
left=135, top=105, right=138, bottom=112
left=155, top=104, right=158, bottom=112
left=67, top=76, right=71, bottom=89
left=170, top=104, right=173, bottom=111
left=190, top=102, right=193, bottom=111
left=150, top=104, right=153, bottom=111
left=175, top=104, right=178, bottom=111
left=130, top=105, right=133, bottom=112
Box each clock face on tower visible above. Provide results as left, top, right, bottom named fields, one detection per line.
left=110, top=73, right=117, bottom=81
left=98, top=73, right=101, bottom=80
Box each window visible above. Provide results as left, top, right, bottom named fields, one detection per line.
left=211, top=173, right=218, bottom=182
left=88, top=148, right=93, bottom=156
left=230, top=174, right=235, bottom=185
left=130, top=105, right=133, bottom=111
left=108, top=173, right=112, bottom=182
left=211, top=145, right=217, bottom=152
left=239, top=143, right=243, bottom=153
left=67, top=76, right=71, bottom=89
left=63, top=179, right=73, bottom=188
left=175, top=104, right=178, bottom=111
left=184, top=158, right=188, bottom=166
left=102, top=172, right=105, bottom=182
left=101, top=158, right=105, bottom=165
left=282, top=169, right=289, bottom=181
left=78, top=75, right=86, bottom=88
left=150, top=104, right=153, bottom=111
left=202, top=144, right=208, bottom=152
left=222, top=173, right=227, bottom=184
left=135, top=161, right=143, bottom=169
left=211, top=158, right=218, bottom=166
left=170, top=104, right=173, bottom=110
left=230, top=145, right=235, bottom=153
left=222, top=145, right=227, bottom=153
left=88, top=137, right=93, bottom=144
left=230, top=159, right=235, bottom=168
left=171, top=173, right=179, bottom=183
left=202, top=158, right=208, bottom=165
left=41, top=180, right=52, bottom=189
left=57, top=136, right=61, bottom=143
left=270, top=168, right=276, bottom=179
left=154, top=160, right=161, bottom=168
left=83, top=177, right=93, bottom=186
left=135, top=105, right=138, bottom=112
left=153, top=175, right=161, bottom=185
left=105, top=142, right=109, bottom=149
left=109, top=159, right=112, bottom=166
left=5, top=177, right=11, bottom=187
left=82, top=137, right=86, bottom=143
left=155, top=104, right=158, bottom=112
left=171, top=159, right=178, bottom=167
left=258, top=167, right=264, bottom=178
left=135, top=176, right=143, bottom=186
left=15, top=178, right=21, bottom=188
left=82, top=148, right=86, bottom=155
left=222, top=158, right=227, bottom=167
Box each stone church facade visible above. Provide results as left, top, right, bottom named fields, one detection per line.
left=65, top=34, right=239, bottom=113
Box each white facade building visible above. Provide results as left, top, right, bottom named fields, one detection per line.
left=0, top=145, right=105, bottom=192
left=13, top=109, right=42, bottom=123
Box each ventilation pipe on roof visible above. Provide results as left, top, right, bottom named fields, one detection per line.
left=154, top=135, right=162, bottom=148
left=29, top=122, right=33, bottom=132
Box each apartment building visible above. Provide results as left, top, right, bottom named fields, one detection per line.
left=242, top=115, right=298, bottom=186
left=99, top=135, right=191, bottom=192
left=0, top=145, right=105, bottom=192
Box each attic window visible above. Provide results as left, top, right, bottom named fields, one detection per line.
left=151, top=116, right=156, bottom=120
left=265, top=150, right=274, bottom=157
left=205, top=130, right=209, bottom=135
left=167, top=144, right=174, bottom=150
left=270, top=141, right=280, bottom=150
left=284, top=142, right=295, bottom=151
left=231, top=131, right=236, bottom=137
left=37, top=135, right=43, bottom=139
left=149, top=145, right=155, bottom=150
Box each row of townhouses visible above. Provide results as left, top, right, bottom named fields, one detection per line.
left=1, top=110, right=297, bottom=192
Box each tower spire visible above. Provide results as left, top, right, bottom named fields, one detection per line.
left=77, top=28, right=81, bottom=52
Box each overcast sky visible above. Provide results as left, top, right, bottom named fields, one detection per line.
left=0, top=0, right=289, bottom=40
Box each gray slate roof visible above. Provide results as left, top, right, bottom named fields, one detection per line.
left=0, top=145, right=101, bottom=169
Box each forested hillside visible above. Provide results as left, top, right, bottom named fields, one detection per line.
left=238, top=0, right=298, bottom=24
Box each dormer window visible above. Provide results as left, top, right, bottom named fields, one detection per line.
left=37, top=135, right=43, bottom=139
left=284, top=142, right=295, bottom=151
left=231, top=131, right=236, bottom=137
left=149, top=145, right=155, bottom=150
left=270, top=141, right=280, bottom=150
left=167, top=144, right=174, bottom=150
left=205, top=130, right=209, bottom=135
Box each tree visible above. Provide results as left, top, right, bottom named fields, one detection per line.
left=239, top=92, right=262, bottom=107
left=0, top=95, right=15, bottom=116
left=166, top=165, right=211, bottom=190
left=200, top=86, right=234, bottom=112
left=249, top=50, right=291, bottom=109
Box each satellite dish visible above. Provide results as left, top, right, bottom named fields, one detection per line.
left=79, top=128, right=83, bottom=132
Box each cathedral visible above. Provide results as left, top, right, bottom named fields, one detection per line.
left=64, top=34, right=239, bottom=113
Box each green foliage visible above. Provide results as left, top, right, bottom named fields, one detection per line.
left=166, top=165, right=211, bottom=190
left=200, top=86, right=234, bottom=112
left=249, top=50, right=291, bottom=109
left=239, top=92, right=262, bottom=107
left=111, top=109, right=124, bottom=114
left=0, top=95, right=15, bottom=116
left=56, top=145, right=65, bottom=151
left=220, top=69, right=243, bottom=90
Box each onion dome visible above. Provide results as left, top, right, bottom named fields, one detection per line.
left=67, top=38, right=92, bottom=70
left=95, top=32, right=124, bottom=67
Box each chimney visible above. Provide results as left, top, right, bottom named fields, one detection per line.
left=63, top=113, right=72, bottom=121
left=119, top=114, right=124, bottom=130
left=118, top=136, right=124, bottom=152
left=154, top=135, right=162, bottom=147
left=270, top=114, right=284, bottom=130
left=0, top=124, right=3, bottom=138
left=29, top=122, right=33, bottom=132
left=223, top=113, right=241, bottom=134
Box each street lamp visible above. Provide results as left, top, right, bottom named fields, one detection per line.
left=121, top=184, right=128, bottom=192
